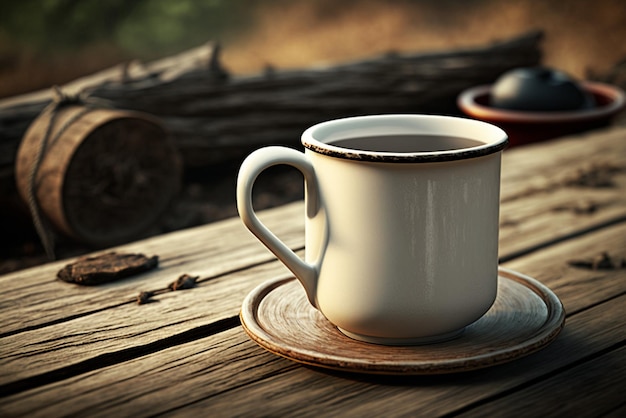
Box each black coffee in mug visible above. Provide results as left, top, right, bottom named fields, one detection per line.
left=329, top=135, right=483, bottom=153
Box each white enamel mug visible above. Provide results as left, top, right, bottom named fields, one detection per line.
left=237, top=114, right=508, bottom=345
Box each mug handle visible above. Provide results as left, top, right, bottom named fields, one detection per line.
left=236, top=146, right=319, bottom=305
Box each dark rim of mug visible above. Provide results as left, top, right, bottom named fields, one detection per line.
left=301, top=115, right=509, bottom=163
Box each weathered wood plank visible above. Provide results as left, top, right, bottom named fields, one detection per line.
left=0, top=327, right=298, bottom=417
left=0, top=254, right=295, bottom=385
left=0, top=205, right=303, bottom=335
left=457, top=345, right=626, bottom=417
left=168, top=295, right=626, bottom=417
left=0, top=214, right=624, bottom=402
left=0, top=125, right=624, bottom=408
left=500, top=127, right=626, bottom=202
left=498, top=125, right=626, bottom=258
left=1, top=126, right=624, bottom=336
left=152, top=224, right=626, bottom=417
left=1, top=291, right=623, bottom=417
left=504, top=235, right=626, bottom=317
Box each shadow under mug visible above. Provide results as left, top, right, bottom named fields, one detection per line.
left=237, top=114, right=508, bottom=345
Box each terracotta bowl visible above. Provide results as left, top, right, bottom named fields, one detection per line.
left=457, top=82, right=625, bottom=147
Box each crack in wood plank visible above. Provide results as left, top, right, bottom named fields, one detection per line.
left=1, top=222, right=624, bottom=411
left=0, top=316, right=240, bottom=398
left=1, top=126, right=625, bottom=410
left=443, top=340, right=626, bottom=417
left=19, top=295, right=619, bottom=417
left=499, top=215, right=626, bottom=263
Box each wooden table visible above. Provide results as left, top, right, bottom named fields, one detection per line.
left=1, top=125, right=625, bottom=417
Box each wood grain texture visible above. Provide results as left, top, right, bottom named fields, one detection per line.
left=0, top=219, right=624, bottom=415
left=14, top=106, right=180, bottom=245
left=0, top=204, right=303, bottom=336
left=0, top=127, right=625, bottom=387
left=0, top=32, right=542, bottom=177
left=457, top=346, right=626, bottom=417
left=1, top=294, right=621, bottom=417
left=498, top=125, right=626, bottom=258
left=0, top=254, right=297, bottom=384
left=1, top=125, right=623, bottom=334
left=161, top=294, right=626, bottom=418
left=0, top=223, right=619, bottom=386
left=0, top=125, right=625, bottom=416
left=240, top=269, right=564, bottom=374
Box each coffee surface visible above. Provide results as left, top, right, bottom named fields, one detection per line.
left=329, top=135, right=483, bottom=153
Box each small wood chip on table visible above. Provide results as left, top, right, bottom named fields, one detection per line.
left=0, top=124, right=625, bottom=417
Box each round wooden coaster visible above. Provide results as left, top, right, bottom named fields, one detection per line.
left=240, top=268, right=565, bottom=375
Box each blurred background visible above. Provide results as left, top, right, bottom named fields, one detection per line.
left=1, top=0, right=625, bottom=99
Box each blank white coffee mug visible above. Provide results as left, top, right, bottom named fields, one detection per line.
left=237, top=114, right=508, bottom=345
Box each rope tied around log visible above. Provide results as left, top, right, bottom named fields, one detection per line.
left=27, top=86, right=113, bottom=260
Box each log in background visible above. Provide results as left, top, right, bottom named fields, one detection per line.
left=0, top=31, right=544, bottom=177
left=0, top=32, right=544, bottom=271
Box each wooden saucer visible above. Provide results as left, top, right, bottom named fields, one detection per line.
left=240, top=268, right=565, bottom=375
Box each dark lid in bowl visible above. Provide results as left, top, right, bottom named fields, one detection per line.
left=458, top=81, right=625, bottom=124
left=490, top=67, right=595, bottom=111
